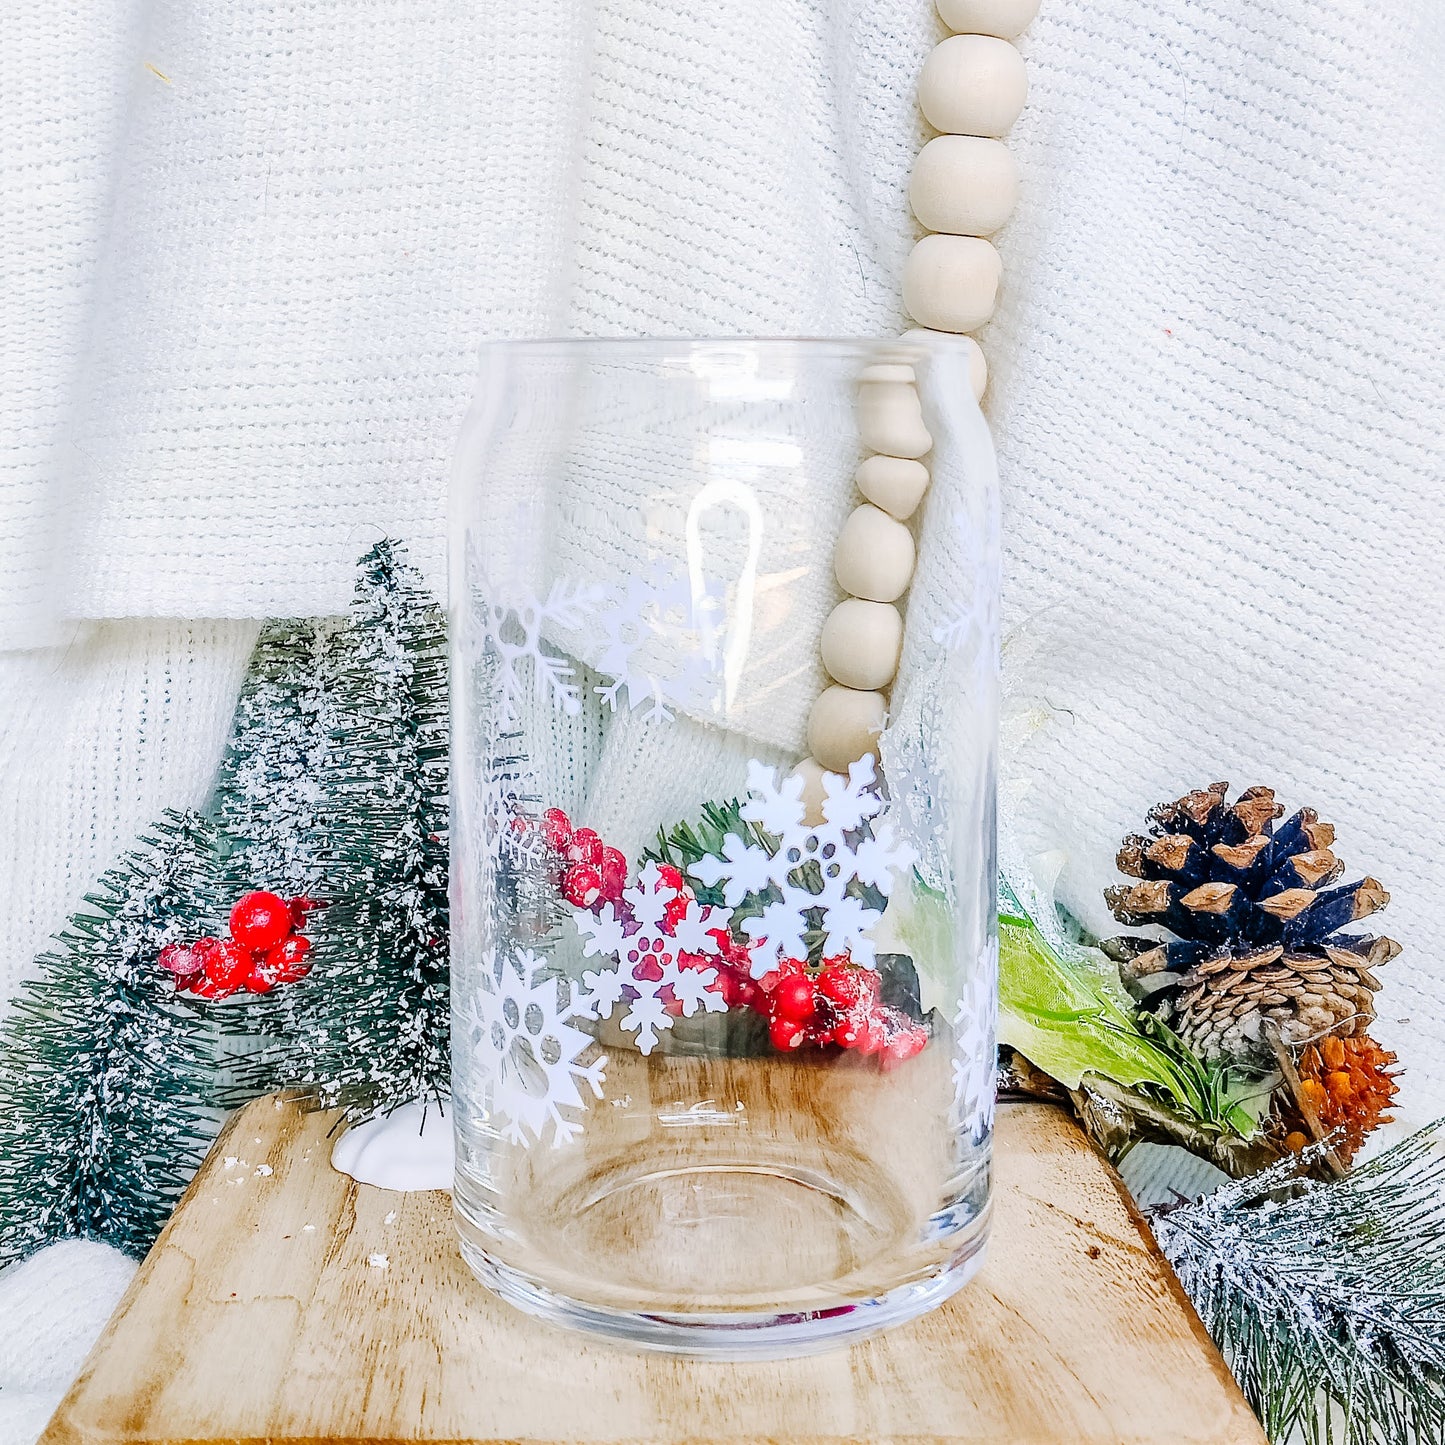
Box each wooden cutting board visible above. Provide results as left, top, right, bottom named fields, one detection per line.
left=41, top=1095, right=1265, bottom=1444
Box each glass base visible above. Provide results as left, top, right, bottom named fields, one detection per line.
left=457, top=1129, right=990, bottom=1360
left=458, top=1218, right=989, bottom=1359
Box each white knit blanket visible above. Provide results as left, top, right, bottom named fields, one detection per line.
left=3, top=0, right=1444, bottom=1433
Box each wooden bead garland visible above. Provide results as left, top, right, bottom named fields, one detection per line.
left=833, top=503, right=917, bottom=603
left=935, top=0, right=1040, bottom=39
left=808, top=685, right=888, bottom=774
left=856, top=374, right=933, bottom=458
left=909, top=135, right=1020, bottom=236
left=902, top=234, right=1002, bottom=335
left=820, top=598, right=905, bottom=691
left=796, top=0, right=1036, bottom=798
left=855, top=454, right=931, bottom=520
left=917, top=35, right=1028, bottom=137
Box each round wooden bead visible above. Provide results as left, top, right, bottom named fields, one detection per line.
left=918, top=35, right=1028, bottom=137
left=834, top=504, right=916, bottom=602
left=910, top=135, right=1020, bottom=236
left=901, top=328, right=988, bottom=399
left=855, top=454, right=930, bottom=519
left=821, top=598, right=905, bottom=690
left=936, top=0, right=1040, bottom=39
left=902, top=235, right=1001, bottom=333
left=791, top=756, right=829, bottom=826
left=807, top=686, right=887, bottom=772
left=856, top=379, right=932, bottom=459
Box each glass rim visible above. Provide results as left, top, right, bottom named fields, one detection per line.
left=476, top=334, right=977, bottom=358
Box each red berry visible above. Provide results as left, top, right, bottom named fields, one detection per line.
left=769, top=1015, right=807, bottom=1052
left=771, top=973, right=817, bottom=1023
left=566, top=828, right=604, bottom=867
left=599, top=847, right=627, bottom=900
left=229, top=891, right=293, bottom=952
left=663, top=894, right=691, bottom=930
left=202, top=937, right=253, bottom=992
left=263, top=935, right=313, bottom=984
left=882, top=1024, right=930, bottom=1069
left=657, top=864, right=685, bottom=891
left=562, top=864, right=603, bottom=909
left=158, top=942, right=203, bottom=979
left=287, top=895, right=321, bottom=930
left=243, top=960, right=279, bottom=994
left=188, top=972, right=229, bottom=999
left=818, top=961, right=865, bottom=1008
left=541, top=808, right=573, bottom=851
left=855, top=1014, right=886, bottom=1056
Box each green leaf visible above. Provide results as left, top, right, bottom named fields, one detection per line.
left=998, top=916, right=1191, bottom=1094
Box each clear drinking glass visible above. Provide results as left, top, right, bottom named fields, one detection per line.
left=449, top=337, right=998, bottom=1356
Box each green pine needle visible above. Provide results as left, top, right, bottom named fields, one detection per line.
left=0, top=812, right=226, bottom=1264
left=1152, top=1123, right=1445, bottom=1444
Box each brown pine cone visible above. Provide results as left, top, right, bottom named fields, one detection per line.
left=1102, top=783, right=1399, bottom=1062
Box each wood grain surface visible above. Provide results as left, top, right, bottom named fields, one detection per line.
left=42, top=1095, right=1265, bottom=1445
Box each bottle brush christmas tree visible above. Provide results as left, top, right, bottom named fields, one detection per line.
left=0, top=812, right=225, bottom=1264
left=238, top=541, right=451, bottom=1121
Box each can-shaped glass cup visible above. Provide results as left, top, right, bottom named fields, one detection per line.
left=450, top=337, right=997, bottom=1356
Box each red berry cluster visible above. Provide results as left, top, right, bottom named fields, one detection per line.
left=756, top=956, right=929, bottom=1067
left=159, top=890, right=317, bottom=1000
left=528, top=802, right=931, bottom=1067
left=522, top=807, right=628, bottom=909
left=531, top=808, right=745, bottom=1015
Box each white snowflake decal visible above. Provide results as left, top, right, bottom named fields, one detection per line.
left=951, top=935, right=998, bottom=1139
left=689, top=756, right=916, bottom=974
left=593, top=564, right=723, bottom=723
left=878, top=689, right=951, bottom=890
left=931, top=505, right=1000, bottom=693
left=481, top=563, right=724, bottom=728
left=464, top=947, right=606, bottom=1148
left=574, top=862, right=730, bottom=1054
left=484, top=578, right=606, bottom=727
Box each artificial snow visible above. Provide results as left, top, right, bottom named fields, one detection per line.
left=330, top=1096, right=454, bottom=1191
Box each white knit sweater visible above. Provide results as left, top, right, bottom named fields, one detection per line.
left=3, top=0, right=1443, bottom=1433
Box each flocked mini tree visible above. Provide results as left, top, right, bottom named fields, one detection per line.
left=211, top=615, right=344, bottom=903
left=239, top=541, right=451, bottom=1121
left=0, top=812, right=225, bottom=1263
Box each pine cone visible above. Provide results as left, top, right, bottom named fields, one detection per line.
left=1102, top=783, right=1399, bottom=1061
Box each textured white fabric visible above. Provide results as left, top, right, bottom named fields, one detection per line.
left=3, top=0, right=1445, bottom=1428
left=0, top=0, right=145, bottom=648
left=0, top=622, right=257, bottom=1014
left=0, top=1241, right=137, bottom=1443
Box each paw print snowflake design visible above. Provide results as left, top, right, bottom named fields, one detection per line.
left=484, top=578, right=607, bottom=727
left=573, top=862, right=731, bottom=1054
left=464, top=947, right=606, bottom=1148
left=483, top=562, right=723, bottom=729
left=593, top=563, right=724, bottom=723
left=951, top=935, right=998, bottom=1140
left=690, top=755, right=916, bottom=974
